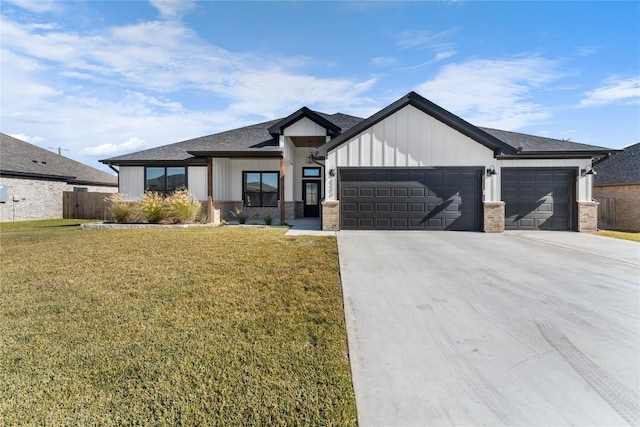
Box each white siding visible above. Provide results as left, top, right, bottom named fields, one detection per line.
left=119, top=166, right=144, bottom=200
left=188, top=166, right=207, bottom=201
left=283, top=117, right=327, bottom=137
left=229, top=158, right=281, bottom=200
left=212, top=158, right=232, bottom=200
left=332, top=105, right=495, bottom=168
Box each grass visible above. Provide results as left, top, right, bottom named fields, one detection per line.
left=597, top=229, right=640, bottom=242
left=0, top=220, right=356, bottom=426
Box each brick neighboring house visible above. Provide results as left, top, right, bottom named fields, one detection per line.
left=593, top=142, right=640, bottom=231
left=0, top=133, right=118, bottom=221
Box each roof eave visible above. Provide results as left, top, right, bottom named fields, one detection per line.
left=315, top=91, right=518, bottom=158
left=187, top=150, right=283, bottom=158
left=267, top=107, right=341, bottom=138
left=497, top=150, right=615, bottom=159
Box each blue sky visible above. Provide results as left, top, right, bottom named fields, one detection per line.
left=1, top=1, right=639, bottom=173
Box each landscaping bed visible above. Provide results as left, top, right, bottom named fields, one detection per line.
left=0, top=220, right=356, bottom=425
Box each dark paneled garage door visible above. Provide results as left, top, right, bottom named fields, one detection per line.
left=339, top=168, right=481, bottom=230
left=502, top=169, right=574, bottom=230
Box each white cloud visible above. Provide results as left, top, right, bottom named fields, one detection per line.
left=9, top=133, right=44, bottom=144
left=580, top=76, right=640, bottom=106
left=81, top=137, right=147, bottom=156
left=371, top=56, right=399, bottom=68
left=416, top=56, right=563, bottom=130
left=396, top=29, right=457, bottom=50
left=2, top=0, right=62, bottom=13
left=149, top=0, right=196, bottom=19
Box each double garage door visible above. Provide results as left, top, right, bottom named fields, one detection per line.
left=339, top=167, right=575, bottom=231
left=340, top=168, right=481, bottom=230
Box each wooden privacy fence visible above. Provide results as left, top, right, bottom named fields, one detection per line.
left=596, top=197, right=616, bottom=230
left=63, top=191, right=112, bottom=220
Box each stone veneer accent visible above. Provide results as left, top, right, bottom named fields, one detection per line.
left=212, top=200, right=302, bottom=224
left=593, top=184, right=640, bottom=231
left=483, top=201, right=505, bottom=233
left=322, top=201, right=340, bottom=231
left=578, top=201, right=599, bottom=233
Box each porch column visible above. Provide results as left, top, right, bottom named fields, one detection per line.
left=280, top=157, right=285, bottom=224
left=207, top=157, right=213, bottom=224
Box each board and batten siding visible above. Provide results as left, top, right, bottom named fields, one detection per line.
left=188, top=166, right=207, bottom=201
left=283, top=117, right=327, bottom=137
left=325, top=105, right=495, bottom=201
left=119, top=166, right=144, bottom=200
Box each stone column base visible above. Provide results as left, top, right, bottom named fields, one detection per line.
left=483, top=201, right=505, bottom=233
left=578, top=201, right=599, bottom=233
left=322, top=201, right=340, bottom=231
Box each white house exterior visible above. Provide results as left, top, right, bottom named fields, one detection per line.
left=102, top=92, right=611, bottom=232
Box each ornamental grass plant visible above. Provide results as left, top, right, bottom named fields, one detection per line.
left=165, top=189, right=202, bottom=224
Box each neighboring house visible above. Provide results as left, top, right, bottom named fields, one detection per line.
left=0, top=133, right=118, bottom=221
left=593, top=142, right=640, bottom=231
left=101, top=92, right=614, bottom=232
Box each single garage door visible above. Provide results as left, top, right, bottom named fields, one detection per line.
left=502, top=169, right=574, bottom=230
left=339, top=168, right=481, bottom=230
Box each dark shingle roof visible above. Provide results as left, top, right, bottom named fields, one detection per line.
left=594, top=142, right=640, bottom=185
left=102, top=112, right=365, bottom=164
left=102, top=94, right=612, bottom=165
left=479, top=128, right=610, bottom=153
left=1, top=133, right=117, bottom=186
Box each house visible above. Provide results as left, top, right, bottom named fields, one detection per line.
left=101, top=92, right=614, bottom=232
left=593, top=142, right=640, bottom=231
left=0, top=133, right=118, bottom=221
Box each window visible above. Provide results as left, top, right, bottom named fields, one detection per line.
left=243, top=172, right=279, bottom=207
left=73, top=187, right=88, bottom=192
left=303, top=167, right=321, bottom=178
left=145, top=167, right=187, bottom=195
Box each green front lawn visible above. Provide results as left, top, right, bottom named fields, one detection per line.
left=0, top=221, right=356, bottom=426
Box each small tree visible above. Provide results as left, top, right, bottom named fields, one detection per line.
left=140, top=191, right=166, bottom=223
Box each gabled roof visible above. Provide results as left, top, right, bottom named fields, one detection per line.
left=101, top=112, right=364, bottom=165
left=313, top=91, right=613, bottom=159
left=1, top=133, right=117, bottom=186
left=594, top=142, right=640, bottom=185
left=314, top=91, right=518, bottom=158
left=267, top=107, right=342, bottom=137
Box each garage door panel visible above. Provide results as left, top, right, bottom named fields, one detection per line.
left=340, top=168, right=481, bottom=230
left=503, top=169, right=573, bottom=230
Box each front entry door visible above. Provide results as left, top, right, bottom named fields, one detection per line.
left=303, top=180, right=320, bottom=217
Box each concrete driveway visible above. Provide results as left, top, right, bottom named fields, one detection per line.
left=337, top=231, right=640, bottom=426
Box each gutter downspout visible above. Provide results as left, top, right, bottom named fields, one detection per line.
left=107, top=163, right=119, bottom=174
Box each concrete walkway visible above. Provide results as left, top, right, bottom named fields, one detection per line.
left=337, top=231, right=640, bottom=426
left=285, top=218, right=335, bottom=236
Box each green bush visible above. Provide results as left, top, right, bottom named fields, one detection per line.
left=140, top=191, right=166, bottom=223
left=166, top=190, right=202, bottom=224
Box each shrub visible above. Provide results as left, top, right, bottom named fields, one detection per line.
left=105, top=193, right=134, bottom=223
left=263, top=213, right=273, bottom=225
left=166, top=190, right=202, bottom=224
left=140, top=192, right=166, bottom=223
left=230, top=207, right=246, bottom=224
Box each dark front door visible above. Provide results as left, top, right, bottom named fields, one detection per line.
left=303, top=180, right=321, bottom=217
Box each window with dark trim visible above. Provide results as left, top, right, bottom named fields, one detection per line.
left=302, top=167, right=321, bottom=178
left=73, top=187, right=88, bottom=192
left=243, top=171, right=279, bottom=207
left=145, top=166, right=187, bottom=195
